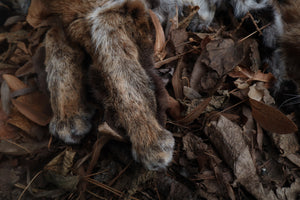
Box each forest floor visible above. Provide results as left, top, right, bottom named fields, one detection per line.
left=0, top=1, right=299, bottom=200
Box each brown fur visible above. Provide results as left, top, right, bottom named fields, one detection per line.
left=43, top=0, right=174, bottom=170
left=45, top=26, right=93, bottom=143
left=278, top=0, right=300, bottom=81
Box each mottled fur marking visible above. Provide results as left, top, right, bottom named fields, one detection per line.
left=44, top=0, right=174, bottom=170
left=45, top=27, right=93, bottom=144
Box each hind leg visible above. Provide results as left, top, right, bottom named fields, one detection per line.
left=45, top=27, right=93, bottom=143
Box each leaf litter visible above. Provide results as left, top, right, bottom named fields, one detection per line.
left=0, top=1, right=299, bottom=200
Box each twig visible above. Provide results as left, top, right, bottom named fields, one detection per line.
left=155, top=185, right=161, bottom=200
left=238, top=23, right=271, bottom=43
left=84, top=169, right=109, bottom=178
left=47, top=135, right=52, bottom=150
left=233, top=12, right=263, bottom=35
left=85, top=178, right=139, bottom=200
left=86, top=190, right=107, bottom=200
left=3, top=139, right=31, bottom=153
left=178, top=6, right=200, bottom=29
left=248, top=12, right=263, bottom=35
left=17, top=170, right=43, bottom=200
left=155, top=49, right=194, bottom=68
left=108, top=160, right=133, bottom=186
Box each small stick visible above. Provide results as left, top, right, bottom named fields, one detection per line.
left=238, top=23, right=271, bottom=43
left=3, top=139, right=31, bottom=153
left=248, top=12, right=263, bottom=35
left=108, top=160, right=133, bottom=186
left=17, top=170, right=43, bottom=200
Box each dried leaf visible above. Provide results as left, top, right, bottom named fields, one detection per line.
left=183, top=86, right=201, bottom=100
left=3, top=74, right=52, bottom=126
left=252, top=71, right=275, bottom=83
left=205, top=115, right=278, bottom=200
left=15, top=61, right=35, bottom=77
left=12, top=99, right=51, bottom=126
left=0, top=139, right=48, bottom=155
left=229, top=66, right=275, bottom=84
left=4, top=16, right=25, bottom=27
left=6, top=30, right=29, bottom=43
left=26, top=0, right=50, bottom=28
left=1, top=81, right=11, bottom=115
left=191, top=39, right=244, bottom=93
left=177, top=97, right=211, bottom=125
left=167, top=95, right=181, bottom=120
left=248, top=84, right=264, bottom=102
left=149, top=10, right=166, bottom=62
left=0, top=106, right=19, bottom=139
left=234, top=78, right=249, bottom=90
left=249, top=99, right=298, bottom=134
left=182, top=133, right=207, bottom=160
left=2, top=74, right=27, bottom=91
left=45, top=149, right=76, bottom=175
left=172, top=57, right=185, bottom=99
left=17, top=42, right=29, bottom=55
left=44, top=172, right=79, bottom=192
left=7, top=108, right=34, bottom=132
left=248, top=82, right=275, bottom=105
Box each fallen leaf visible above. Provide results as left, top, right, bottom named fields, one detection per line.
left=0, top=105, right=19, bottom=139
left=205, top=115, right=278, bottom=200
left=45, top=149, right=76, bottom=175
left=252, top=71, right=275, bottom=83
left=44, top=149, right=79, bottom=191
left=44, top=172, right=79, bottom=192
left=12, top=98, right=51, bottom=126
left=182, top=133, right=207, bottom=160
left=191, top=39, right=244, bottom=93
left=6, top=30, right=29, bottom=43
left=149, top=10, right=166, bottom=62
left=183, top=86, right=201, bottom=100
left=177, top=97, right=211, bottom=125
left=248, top=82, right=275, bottom=105
left=4, top=16, right=25, bottom=27
left=229, top=66, right=275, bottom=84
left=167, top=95, right=182, bottom=120
left=3, top=74, right=52, bottom=126
left=172, top=57, right=185, bottom=99
left=249, top=99, right=298, bottom=134
left=2, top=74, right=27, bottom=91
left=0, top=139, right=48, bottom=156
left=248, top=84, right=264, bottom=102
left=234, top=78, right=249, bottom=90
left=7, top=108, right=42, bottom=139
left=26, top=0, right=51, bottom=28
left=15, top=61, right=35, bottom=77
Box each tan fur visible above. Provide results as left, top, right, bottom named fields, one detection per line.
left=45, top=26, right=93, bottom=143
left=43, top=0, right=174, bottom=170
left=278, top=0, right=300, bottom=81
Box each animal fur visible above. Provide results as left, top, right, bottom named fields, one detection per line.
left=45, top=26, right=93, bottom=144
left=155, top=0, right=286, bottom=90
left=278, top=0, right=300, bottom=82
left=43, top=0, right=174, bottom=170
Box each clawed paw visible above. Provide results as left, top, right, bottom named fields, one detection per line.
left=49, top=112, right=93, bottom=144
left=132, top=129, right=175, bottom=170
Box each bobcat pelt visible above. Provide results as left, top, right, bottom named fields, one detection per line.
left=43, top=0, right=174, bottom=170
left=40, top=0, right=299, bottom=170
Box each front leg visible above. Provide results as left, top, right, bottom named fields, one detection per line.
left=45, top=27, right=93, bottom=144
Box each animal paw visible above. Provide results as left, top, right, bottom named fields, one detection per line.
left=132, top=129, right=175, bottom=170
left=49, top=112, right=93, bottom=144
